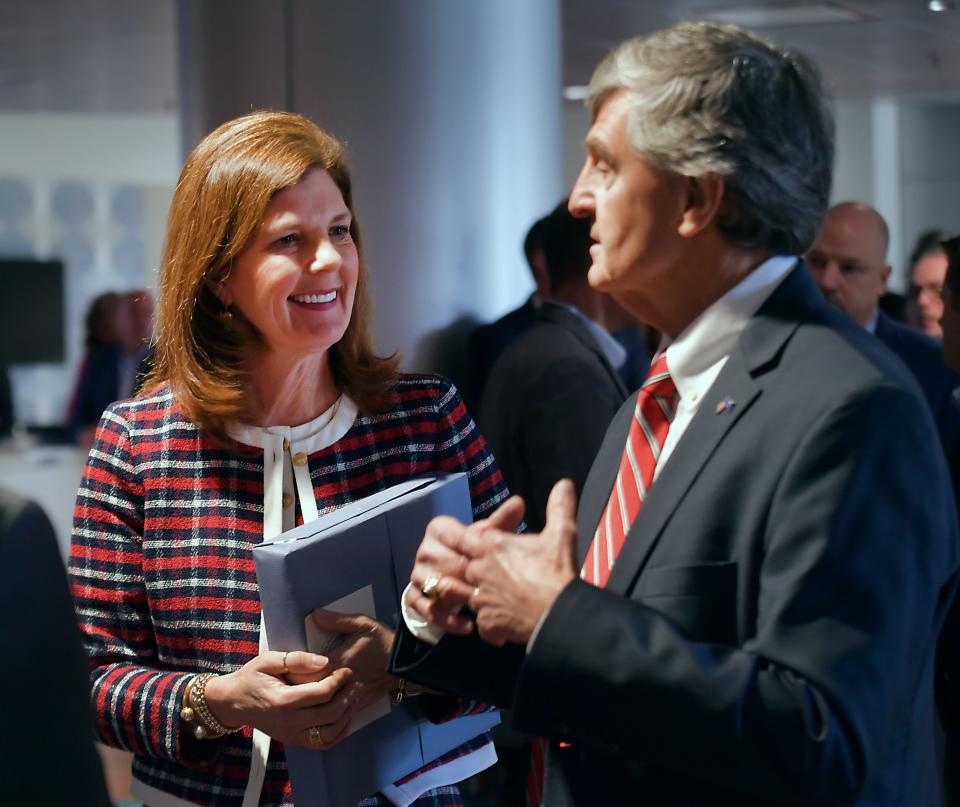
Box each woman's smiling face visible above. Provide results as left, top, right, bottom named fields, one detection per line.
left=219, top=168, right=359, bottom=360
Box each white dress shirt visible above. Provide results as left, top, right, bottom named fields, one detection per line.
left=655, top=255, right=798, bottom=477
left=558, top=302, right=628, bottom=371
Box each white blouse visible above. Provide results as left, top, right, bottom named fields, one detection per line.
left=228, top=395, right=360, bottom=539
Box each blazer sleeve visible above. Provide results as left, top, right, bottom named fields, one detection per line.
left=390, top=621, right=525, bottom=709
left=430, top=378, right=511, bottom=520
left=510, top=382, right=960, bottom=805
left=68, top=407, right=212, bottom=765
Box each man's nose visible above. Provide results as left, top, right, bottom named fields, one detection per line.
left=818, top=262, right=840, bottom=291
left=568, top=162, right=594, bottom=218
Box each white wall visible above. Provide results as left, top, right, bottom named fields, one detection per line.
left=831, top=96, right=960, bottom=290
left=900, top=102, right=960, bottom=257
left=831, top=96, right=907, bottom=290
left=563, top=98, right=590, bottom=193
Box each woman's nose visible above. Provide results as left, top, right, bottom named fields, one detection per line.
left=310, top=240, right=342, bottom=272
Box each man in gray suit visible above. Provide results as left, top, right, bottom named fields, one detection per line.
left=391, top=20, right=959, bottom=806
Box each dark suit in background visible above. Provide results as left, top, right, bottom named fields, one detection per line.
left=465, top=296, right=537, bottom=412
left=0, top=489, right=110, bottom=805
left=69, top=344, right=152, bottom=437
left=875, top=310, right=960, bottom=453
left=478, top=302, right=627, bottom=532
left=0, top=362, right=12, bottom=436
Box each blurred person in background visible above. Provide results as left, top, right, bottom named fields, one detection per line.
left=117, top=288, right=155, bottom=392
left=65, top=291, right=119, bottom=427
left=908, top=229, right=950, bottom=339
left=0, top=361, right=12, bottom=437
left=936, top=232, right=960, bottom=806
left=0, top=488, right=110, bottom=806
left=808, top=203, right=960, bottom=453
left=69, top=289, right=155, bottom=445
left=68, top=110, right=506, bottom=807
left=941, top=235, right=960, bottom=371
left=465, top=213, right=552, bottom=410
left=479, top=199, right=629, bottom=534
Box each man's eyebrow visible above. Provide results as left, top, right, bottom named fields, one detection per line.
left=584, top=136, right=615, bottom=165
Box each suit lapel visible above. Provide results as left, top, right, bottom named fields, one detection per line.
left=605, top=348, right=760, bottom=594
left=595, top=264, right=817, bottom=595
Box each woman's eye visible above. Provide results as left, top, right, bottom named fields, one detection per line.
left=331, top=225, right=352, bottom=241
left=275, top=233, right=300, bottom=247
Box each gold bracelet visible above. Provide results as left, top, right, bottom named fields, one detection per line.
left=179, top=674, right=198, bottom=723
left=181, top=673, right=242, bottom=740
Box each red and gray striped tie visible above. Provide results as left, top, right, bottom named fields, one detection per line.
left=526, top=353, right=678, bottom=807
left=581, top=352, right=678, bottom=587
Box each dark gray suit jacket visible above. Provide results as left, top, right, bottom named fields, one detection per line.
left=392, top=265, right=960, bottom=806
left=0, top=490, right=110, bottom=806
left=477, top=302, right=628, bottom=532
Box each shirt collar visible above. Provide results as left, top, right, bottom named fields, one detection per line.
left=227, top=394, right=359, bottom=454
left=663, top=255, right=798, bottom=402
left=554, top=302, right=627, bottom=370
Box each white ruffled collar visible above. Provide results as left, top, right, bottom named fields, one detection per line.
left=226, top=395, right=359, bottom=539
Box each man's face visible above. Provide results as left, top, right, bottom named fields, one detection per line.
left=568, top=91, right=687, bottom=327
left=806, top=207, right=890, bottom=328
left=940, top=284, right=960, bottom=371
left=910, top=251, right=948, bottom=339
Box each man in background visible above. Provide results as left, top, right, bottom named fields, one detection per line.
left=909, top=229, right=951, bottom=339
left=479, top=200, right=628, bottom=532
left=465, top=215, right=551, bottom=410
left=937, top=233, right=960, bottom=807
left=0, top=362, right=12, bottom=437
left=807, top=202, right=960, bottom=451
left=70, top=289, right=154, bottom=444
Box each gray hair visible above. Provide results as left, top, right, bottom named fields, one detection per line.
left=588, top=21, right=834, bottom=255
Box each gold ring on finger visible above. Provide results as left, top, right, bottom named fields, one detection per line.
left=308, top=725, right=323, bottom=747
left=282, top=652, right=289, bottom=676
left=421, top=574, right=443, bottom=600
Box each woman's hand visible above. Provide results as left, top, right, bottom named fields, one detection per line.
left=202, top=650, right=356, bottom=749
left=288, top=610, right=398, bottom=712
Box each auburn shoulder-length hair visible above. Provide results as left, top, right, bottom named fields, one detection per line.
left=142, top=111, right=398, bottom=446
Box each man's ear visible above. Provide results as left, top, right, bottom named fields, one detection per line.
left=880, top=263, right=892, bottom=294
left=678, top=173, right=725, bottom=239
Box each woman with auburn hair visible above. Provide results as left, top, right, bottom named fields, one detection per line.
left=69, top=111, right=506, bottom=807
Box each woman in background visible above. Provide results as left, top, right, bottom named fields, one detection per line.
left=66, top=290, right=119, bottom=442
left=69, top=111, right=506, bottom=807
